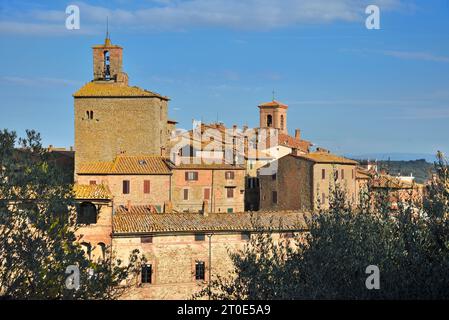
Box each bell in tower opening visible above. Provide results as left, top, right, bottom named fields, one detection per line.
left=92, top=35, right=128, bottom=85
left=104, top=50, right=111, bottom=80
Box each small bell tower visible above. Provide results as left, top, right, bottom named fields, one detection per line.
left=92, top=21, right=127, bottom=84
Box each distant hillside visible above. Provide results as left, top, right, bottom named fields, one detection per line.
left=347, top=153, right=438, bottom=163
left=359, top=159, right=434, bottom=184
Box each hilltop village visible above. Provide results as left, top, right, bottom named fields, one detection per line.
left=57, top=36, right=421, bottom=299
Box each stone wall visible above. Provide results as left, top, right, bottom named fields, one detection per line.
left=259, top=155, right=313, bottom=211
left=75, top=200, right=113, bottom=260
left=74, top=96, right=168, bottom=174
left=114, top=232, right=290, bottom=300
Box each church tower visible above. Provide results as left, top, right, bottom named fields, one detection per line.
left=258, top=100, right=288, bottom=135
left=73, top=35, right=169, bottom=176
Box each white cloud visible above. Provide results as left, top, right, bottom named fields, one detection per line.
left=381, top=50, right=449, bottom=63
left=0, top=76, right=83, bottom=87
left=0, top=0, right=404, bottom=35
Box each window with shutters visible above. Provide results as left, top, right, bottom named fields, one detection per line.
left=195, top=261, right=205, bottom=280
left=89, top=180, right=96, bottom=185
left=122, top=180, right=130, bottom=194
left=143, top=180, right=150, bottom=194
left=204, top=188, right=210, bottom=200
left=225, top=171, right=235, bottom=180
left=195, top=233, right=205, bottom=241
left=185, top=171, right=198, bottom=181
left=141, top=264, right=152, bottom=284
left=141, top=236, right=153, bottom=244
left=226, top=187, right=234, bottom=198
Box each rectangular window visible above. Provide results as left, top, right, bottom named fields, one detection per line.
left=341, top=169, right=345, bottom=179
left=122, top=180, right=130, bottom=194
left=185, top=171, right=198, bottom=181
left=183, top=189, right=189, bottom=200
left=225, top=171, right=235, bottom=180
left=241, top=232, right=250, bottom=241
left=322, top=169, right=326, bottom=180
left=195, top=261, right=205, bottom=281
left=272, top=191, right=278, bottom=204
left=89, top=180, right=96, bottom=185
left=143, top=180, right=151, bottom=194
left=226, top=187, right=234, bottom=198
left=227, top=208, right=233, bottom=213
left=272, top=173, right=277, bottom=181
left=141, top=264, right=152, bottom=284
left=204, top=188, right=210, bottom=200
left=141, top=236, right=153, bottom=244
left=195, top=233, right=205, bottom=241
left=335, top=171, right=339, bottom=180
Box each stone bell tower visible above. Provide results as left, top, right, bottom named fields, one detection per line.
left=258, top=99, right=288, bottom=135
left=73, top=34, right=169, bottom=177
left=92, top=31, right=128, bottom=84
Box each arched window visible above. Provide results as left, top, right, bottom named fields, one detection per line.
left=81, top=242, right=92, bottom=260
left=280, top=115, right=284, bottom=129
left=97, top=242, right=106, bottom=260
left=77, top=202, right=97, bottom=224
left=103, top=50, right=111, bottom=80
left=267, top=115, right=273, bottom=127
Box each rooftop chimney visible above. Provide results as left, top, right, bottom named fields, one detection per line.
left=295, top=129, right=301, bottom=141
left=202, top=200, right=209, bottom=217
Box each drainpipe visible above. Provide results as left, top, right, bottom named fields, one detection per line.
left=211, top=170, right=215, bottom=213
left=207, top=233, right=214, bottom=300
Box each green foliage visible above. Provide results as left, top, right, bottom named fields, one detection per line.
left=0, top=129, right=143, bottom=299
left=198, top=153, right=449, bottom=300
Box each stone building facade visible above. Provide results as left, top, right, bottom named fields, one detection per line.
left=73, top=184, right=113, bottom=261
left=76, top=155, right=172, bottom=210
left=73, top=36, right=169, bottom=175
left=259, top=151, right=358, bottom=211
left=112, top=209, right=307, bottom=299
left=170, top=161, right=246, bottom=214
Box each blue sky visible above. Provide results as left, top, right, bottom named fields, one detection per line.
left=0, top=0, right=448, bottom=158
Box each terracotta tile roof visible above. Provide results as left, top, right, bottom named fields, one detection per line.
left=113, top=207, right=308, bottom=234
left=277, top=133, right=312, bottom=152
left=73, top=184, right=112, bottom=200
left=258, top=100, right=288, bottom=109
left=371, top=174, right=415, bottom=189
left=356, top=168, right=372, bottom=180
left=78, top=155, right=172, bottom=175
left=294, top=152, right=358, bottom=165
left=73, top=82, right=169, bottom=100
left=170, top=158, right=245, bottom=170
